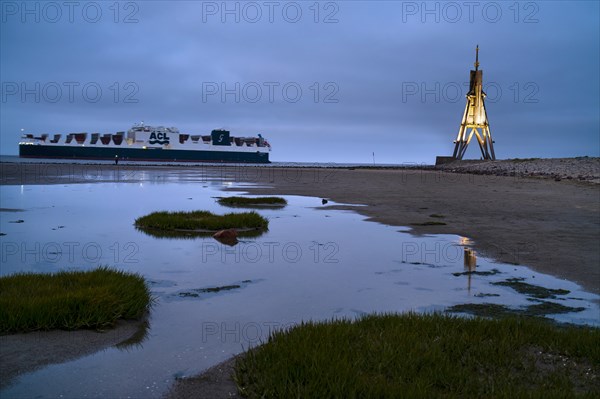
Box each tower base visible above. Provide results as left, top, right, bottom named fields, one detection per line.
left=435, top=156, right=457, bottom=166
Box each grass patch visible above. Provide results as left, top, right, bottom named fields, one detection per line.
left=492, top=278, right=570, bottom=299
left=410, top=221, right=447, bottom=226
left=134, top=210, right=268, bottom=235
left=429, top=214, right=445, bottom=218
left=0, top=267, right=152, bottom=333
left=235, top=313, right=600, bottom=397
left=218, top=196, right=287, bottom=207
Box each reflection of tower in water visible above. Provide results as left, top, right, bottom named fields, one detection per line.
left=464, top=247, right=477, bottom=293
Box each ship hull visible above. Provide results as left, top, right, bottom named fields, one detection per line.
left=19, top=144, right=270, bottom=163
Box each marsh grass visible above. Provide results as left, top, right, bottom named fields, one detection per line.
left=134, top=210, right=268, bottom=233
left=0, top=267, right=152, bottom=333
left=234, top=313, right=600, bottom=397
left=218, top=196, right=287, bottom=207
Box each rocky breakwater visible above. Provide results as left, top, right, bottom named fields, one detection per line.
left=436, top=157, right=599, bottom=184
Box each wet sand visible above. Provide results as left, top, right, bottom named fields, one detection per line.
left=163, top=356, right=240, bottom=399
left=0, top=320, right=145, bottom=389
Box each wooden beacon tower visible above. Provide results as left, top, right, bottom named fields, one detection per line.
left=452, top=46, right=496, bottom=160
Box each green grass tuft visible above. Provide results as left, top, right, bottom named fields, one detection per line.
left=234, top=313, right=600, bottom=397
left=218, top=196, right=287, bottom=207
left=134, top=210, right=268, bottom=233
left=0, top=267, right=152, bottom=333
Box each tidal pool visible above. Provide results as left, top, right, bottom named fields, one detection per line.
left=0, top=180, right=598, bottom=398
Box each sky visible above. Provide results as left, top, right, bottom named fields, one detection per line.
left=1, top=1, right=598, bottom=164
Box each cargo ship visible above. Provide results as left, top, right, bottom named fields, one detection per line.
left=19, top=123, right=271, bottom=163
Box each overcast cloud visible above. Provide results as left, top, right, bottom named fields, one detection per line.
left=1, top=1, right=598, bottom=163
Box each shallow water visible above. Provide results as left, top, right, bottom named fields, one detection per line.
left=0, top=180, right=598, bottom=398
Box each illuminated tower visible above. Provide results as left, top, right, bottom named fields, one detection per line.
left=452, top=46, right=496, bottom=160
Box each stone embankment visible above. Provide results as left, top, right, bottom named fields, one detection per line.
left=436, top=157, right=599, bottom=184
